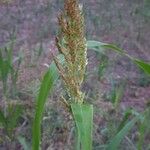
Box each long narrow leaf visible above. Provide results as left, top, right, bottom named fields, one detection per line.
left=138, top=107, right=150, bottom=150
left=32, top=62, right=59, bottom=150
left=87, top=40, right=150, bottom=77
left=0, top=109, right=6, bottom=127
left=106, top=116, right=140, bottom=150
left=87, top=40, right=123, bottom=54
left=117, top=109, right=132, bottom=132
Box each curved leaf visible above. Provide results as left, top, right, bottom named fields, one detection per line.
left=32, top=62, right=59, bottom=150
left=87, top=40, right=150, bottom=77
left=87, top=40, right=123, bottom=54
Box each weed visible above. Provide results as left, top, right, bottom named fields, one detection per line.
left=97, top=53, right=109, bottom=80
left=0, top=42, right=22, bottom=98
left=104, top=79, right=125, bottom=108
left=137, top=106, right=150, bottom=150
left=0, top=103, right=23, bottom=141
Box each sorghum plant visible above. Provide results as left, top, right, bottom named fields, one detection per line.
left=53, top=0, right=93, bottom=149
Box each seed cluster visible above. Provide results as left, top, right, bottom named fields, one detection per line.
left=54, top=0, right=87, bottom=104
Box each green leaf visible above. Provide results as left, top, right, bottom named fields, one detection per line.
left=71, top=104, right=93, bottom=150
left=87, top=40, right=150, bottom=77
left=117, top=109, right=132, bottom=132
left=133, top=59, right=150, bottom=76
left=0, top=48, right=12, bottom=94
left=138, top=107, right=150, bottom=150
left=87, top=40, right=123, bottom=54
left=0, top=109, right=6, bottom=127
left=32, top=61, right=59, bottom=150
left=106, top=116, right=140, bottom=150
left=7, top=105, right=22, bottom=130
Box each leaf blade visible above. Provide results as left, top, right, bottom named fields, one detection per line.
left=106, top=116, right=140, bottom=150
left=87, top=40, right=150, bottom=77
left=32, top=62, right=59, bottom=150
left=71, top=104, right=93, bottom=150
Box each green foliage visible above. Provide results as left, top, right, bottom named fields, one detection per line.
left=106, top=115, right=140, bottom=150
left=30, top=41, right=43, bottom=65
left=0, top=104, right=23, bottom=139
left=137, top=107, right=150, bottom=150
left=32, top=61, right=59, bottom=150
left=97, top=53, right=109, bottom=80
left=87, top=40, right=150, bottom=77
left=71, top=104, right=93, bottom=150
left=105, top=79, right=125, bottom=108
left=0, top=2, right=150, bottom=150
left=0, top=43, right=22, bottom=97
left=87, top=40, right=123, bottom=54
left=132, top=59, right=150, bottom=76
left=0, top=109, right=6, bottom=126
left=31, top=40, right=150, bottom=150
left=0, top=47, right=12, bottom=95
left=117, top=109, right=133, bottom=132
left=32, top=51, right=93, bottom=150
left=87, top=40, right=150, bottom=149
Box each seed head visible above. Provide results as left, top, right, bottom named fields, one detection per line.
left=54, top=0, right=87, bottom=104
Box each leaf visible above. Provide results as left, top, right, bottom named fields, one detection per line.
left=117, top=109, right=132, bottom=132
left=87, top=40, right=150, bottom=77
left=32, top=61, right=59, bottom=150
left=71, top=104, right=93, bottom=150
left=106, top=116, right=140, bottom=150
left=132, top=59, right=150, bottom=76
left=97, top=54, right=109, bottom=80
left=138, top=107, right=150, bottom=150
left=87, top=40, right=123, bottom=54
left=7, top=105, right=22, bottom=130
left=0, top=109, right=6, bottom=127
left=0, top=48, right=11, bottom=94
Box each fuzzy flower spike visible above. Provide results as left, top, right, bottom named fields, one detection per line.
left=54, top=0, right=87, bottom=104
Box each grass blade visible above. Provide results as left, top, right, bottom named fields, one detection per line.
left=87, top=40, right=123, bottom=54
left=117, top=109, right=132, bottom=132
left=87, top=40, right=150, bottom=77
left=138, top=107, right=150, bottom=150
left=32, top=62, right=59, bottom=150
left=0, top=109, right=6, bottom=127
left=106, top=116, right=140, bottom=150
left=71, top=104, right=93, bottom=150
